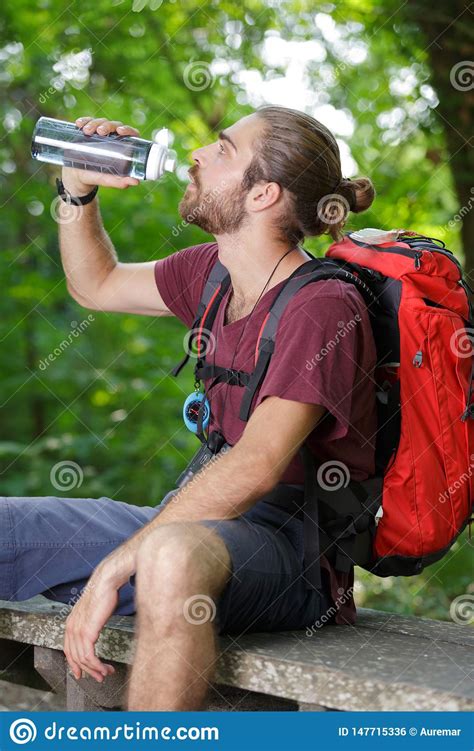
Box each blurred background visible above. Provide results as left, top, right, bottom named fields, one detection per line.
left=0, top=0, right=472, bottom=622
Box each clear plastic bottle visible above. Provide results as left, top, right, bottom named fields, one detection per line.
left=31, top=116, right=176, bottom=181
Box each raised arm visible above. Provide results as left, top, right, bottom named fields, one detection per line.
left=58, top=116, right=172, bottom=317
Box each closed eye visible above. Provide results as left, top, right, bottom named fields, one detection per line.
left=218, top=141, right=226, bottom=154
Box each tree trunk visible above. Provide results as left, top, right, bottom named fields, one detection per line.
left=406, top=0, right=474, bottom=283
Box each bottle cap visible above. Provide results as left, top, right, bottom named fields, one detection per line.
left=164, top=149, right=177, bottom=173
left=145, top=143, right=176, bottom=180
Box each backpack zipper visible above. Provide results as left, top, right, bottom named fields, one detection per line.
left=349, top=235, right=424, bottom=270
left=400, top=239, right=464, bottom=275
left=349, top=234, right=463, bottom=274
left=412, top=334, right=427, bottom=367
left=413, top=350, right=423, bottom=367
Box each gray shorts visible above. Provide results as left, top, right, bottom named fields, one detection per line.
left=0, top=484, right=333, bottom=635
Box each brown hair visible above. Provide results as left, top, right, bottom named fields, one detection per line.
left=242, top=104, right=375, bottom=244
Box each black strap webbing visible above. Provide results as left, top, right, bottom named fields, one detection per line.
left=239, top=260, right=377, bottom=421
left=238, top=339, right=275, bottom=420
left=171, top=260, right=231, bottom=378
left=299, top=443, right=322, bottom=591
left=195, top=364, right=252, bottom=389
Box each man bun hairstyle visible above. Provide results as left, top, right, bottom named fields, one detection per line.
left=246, top=105, right=375, bottom=244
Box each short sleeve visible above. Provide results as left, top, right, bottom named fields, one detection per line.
left=154, top=242, right=219, bottom=328
left=253, top=280, right=368, bottom=442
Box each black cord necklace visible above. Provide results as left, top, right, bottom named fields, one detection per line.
left=205, top=244, right=299, bottom=445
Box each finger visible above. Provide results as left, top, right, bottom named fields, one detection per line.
left=78, top=634, right=109, bottom=679
left=75, top=116, right=93, bottom=129
left=99, top=174, right=140, bottom=189
left=76, top=648, right=106, bottom=683
left=80, top=665, right=105, bottom=682
left=96, top=120, right=123, bottom=135
left=65, top=620, right=90, bottom=681
left=81, top=648, right=108, bottom=678
left=68, top=630, right=104, bottom=682
left=66, top=637, right=83, bottom=680
left=82, top=118, right=108, bottom=134
left=116, top=124, right=140, bottom=136
left=63, top=631, right=82, bottom=680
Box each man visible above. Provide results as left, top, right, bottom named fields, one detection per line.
left=2, top=105, right=377, bottom=710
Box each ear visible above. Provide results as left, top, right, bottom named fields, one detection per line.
left=247, top=180, right=283, bottom=213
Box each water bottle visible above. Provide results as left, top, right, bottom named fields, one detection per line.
left=31, top=116, right=177, bottom=181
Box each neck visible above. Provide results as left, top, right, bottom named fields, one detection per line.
left=214, top=227, right=309, bottom=304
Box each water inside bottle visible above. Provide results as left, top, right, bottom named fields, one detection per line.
left=31, top=117, right=174, bottom=180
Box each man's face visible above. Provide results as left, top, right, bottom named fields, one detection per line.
left=178, top=113, right=264, bottom=235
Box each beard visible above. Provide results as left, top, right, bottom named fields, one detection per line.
left=178, top=179, right=249, bottom=234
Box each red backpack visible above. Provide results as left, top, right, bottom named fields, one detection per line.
left=326, top=230, right=473, bottom=576
left=173, top=230, right=474, bottom=588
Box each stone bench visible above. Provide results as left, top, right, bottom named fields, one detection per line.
left=0, top=595, right=472, bottom=712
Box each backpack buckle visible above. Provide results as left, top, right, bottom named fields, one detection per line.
left=228, top=368, right=243, bottom=386
left=461, top=403, right=474, bottom=421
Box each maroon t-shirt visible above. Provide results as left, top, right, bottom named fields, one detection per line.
left=154, top=241, right=377, bottom=625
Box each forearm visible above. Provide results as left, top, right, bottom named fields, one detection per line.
left=58, top=169, right=118, bottom=303
left=106, top=444, right=277, bottom=569
left=93, top=396, right=324, bottom=588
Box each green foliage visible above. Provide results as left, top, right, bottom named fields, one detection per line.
left=0, top=0, right=470, bottom=621
left=357, top=532, right=473, bottom=622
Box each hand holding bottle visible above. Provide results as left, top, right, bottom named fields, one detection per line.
left=61, top=117, right=142, bottom=194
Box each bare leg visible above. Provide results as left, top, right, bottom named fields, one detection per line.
left=126, top=521, right=232, bottom=710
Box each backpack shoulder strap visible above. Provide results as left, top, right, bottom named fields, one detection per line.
left=238, top=257, right=378, bottom=421
left=171, top=259, right=230, bottom=377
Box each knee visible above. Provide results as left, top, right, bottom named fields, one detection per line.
left=134, top=523, right=228, bottom=629
left=135, top=522, right=228, bottom=601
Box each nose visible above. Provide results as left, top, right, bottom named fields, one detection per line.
left=191, top=141, right=212, bottom=165
left=191, top=147, right=203, bottom=164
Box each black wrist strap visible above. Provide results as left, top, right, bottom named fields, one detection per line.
left=56, top=177, right=99, bottom=206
